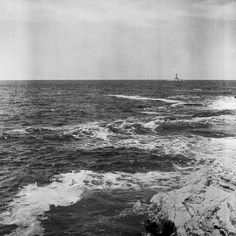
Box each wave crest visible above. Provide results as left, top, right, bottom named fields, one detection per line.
left=108, top=94, right=181, bottom=104
left=0, top=170, right=176, bottom=236
left=208, top=96, right=236, bottom=111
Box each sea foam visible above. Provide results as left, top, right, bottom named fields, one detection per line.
left=0, top=170, right=176, bottom=236
left=209, top=96, right=236, bottom=111
left=108, top=94, right=181, bottom=104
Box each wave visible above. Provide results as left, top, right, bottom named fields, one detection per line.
left=142, top=111, right=160, bottom=115
left=0, top=118, right=213, bottom=153
left=0, top=123, right=112, bottom=142
left=0, top=170, right=177, bottom=236
left=157, top=120, right=210, bottom=132
left=181, top=102, right=204, bottom=107
left=108, top=94, right=181, bottom=104
left=106, top=118, right=210, bottom=134
left=168, top=95, right=201, bottom=100
left=192, top=110, right=233, bottom=118
left=4, top=120, right=153, bottom=142
left=63, top=123, right=111, bottom=141
left=23, top=123, right=111, bottom=141
left=191, top=129, right=235, bottom=138
left=208, top=96, right=236, bottom=111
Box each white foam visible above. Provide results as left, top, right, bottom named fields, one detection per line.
left=71, top=119, right=205, bottom=154
left=142, top=120, right=158, bottom=129
left=208, top=96, right=236, bottom=110
left=142, top=111, right=160, bottom=115
left=0, top=170, right=176, bottom=236
left=63, top=122, right=111, bottom=141
left=10, top=129, right=28, bottom=134
left=22, top=119, right=210, bottom=154
left=25, top=122, right=112, bottom=142
left=108, top=94, right=181, bottom=104
left=207, top=138, right=236, bottom=175
left=78, top=132, right=198, bottom=155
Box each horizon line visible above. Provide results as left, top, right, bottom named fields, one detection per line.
left=0, top=79, right=235, bottom=82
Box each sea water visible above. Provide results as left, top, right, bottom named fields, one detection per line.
left=0, top=80, right=236, bottom=235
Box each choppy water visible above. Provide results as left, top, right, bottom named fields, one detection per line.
left=0, top=80, right=236, bottom=235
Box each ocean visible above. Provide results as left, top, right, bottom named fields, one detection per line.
left=0, top=80, right=236, bottom=236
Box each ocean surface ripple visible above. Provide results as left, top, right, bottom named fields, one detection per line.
left=0, top=80, right=236, bottom=235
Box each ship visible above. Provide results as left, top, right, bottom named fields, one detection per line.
left=173, top=73, right=182, bottom=82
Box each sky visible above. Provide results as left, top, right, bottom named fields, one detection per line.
left=0, top=0, right=236, bottom=80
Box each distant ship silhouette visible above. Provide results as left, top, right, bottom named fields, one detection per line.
left=173, top=73, right=182, bottom=81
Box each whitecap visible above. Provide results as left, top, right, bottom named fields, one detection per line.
left=59, top=122, right=112, bottom=141
left=208, top=96, right=236, bottom=111
left=141, top=111, right=160, bottom=115
left=108, top=94, right=181, bottom=104
left=0, top=170, right=177, bottom=236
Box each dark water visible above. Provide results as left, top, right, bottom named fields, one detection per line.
left=0, top=80, right=236, bottom=235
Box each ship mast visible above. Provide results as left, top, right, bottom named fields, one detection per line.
left=174, top=73, right=180, bottom=81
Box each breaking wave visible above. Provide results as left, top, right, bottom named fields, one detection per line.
left=157, top=120, right=210, bottom=132
left=0, top=118, right=213, bottom=151
left=192, top=110, right=233, bottom=118
left=208, top=96, right=236, bottom=111
left=0, top=170, right=177, bottom=236
left=108, top=94, right=181, bottom=104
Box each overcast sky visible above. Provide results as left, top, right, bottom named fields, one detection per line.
left=0, top=0, right=236, bottom=80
